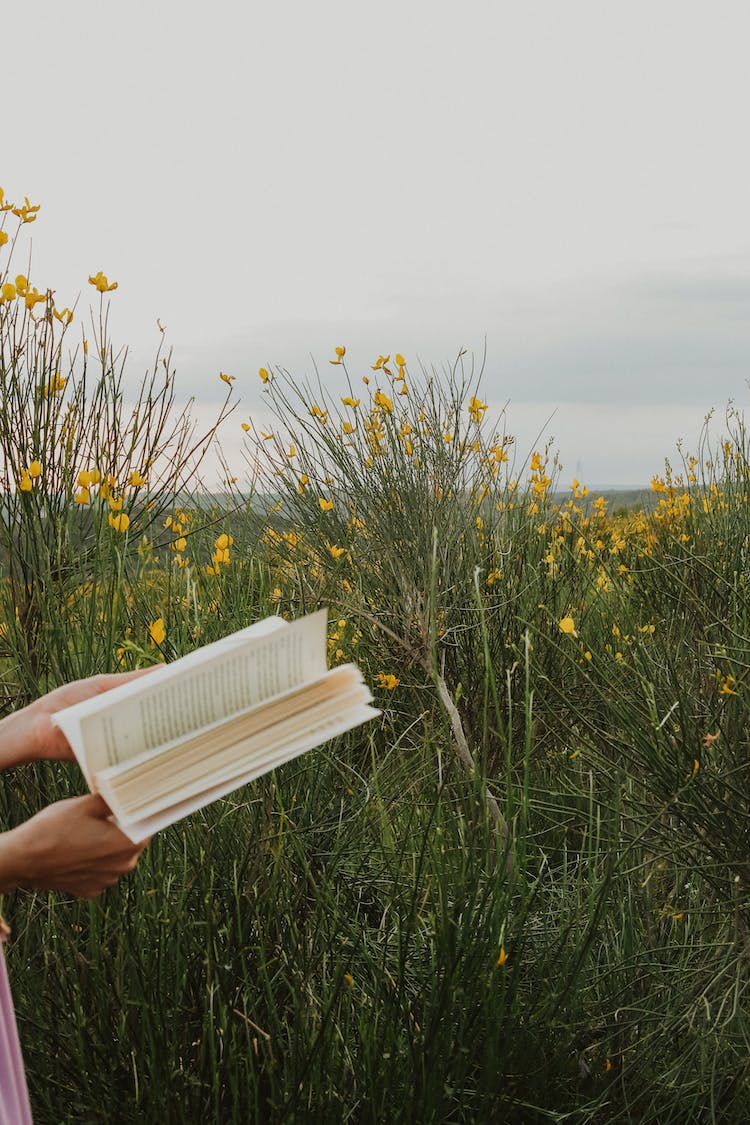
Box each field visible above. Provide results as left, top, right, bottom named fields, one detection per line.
left=2, top=194, right=750, bottom=1124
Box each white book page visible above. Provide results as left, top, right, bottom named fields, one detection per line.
left=52, top=612, right=327, bottom=782
left=117, top=702, right=380, bottom=842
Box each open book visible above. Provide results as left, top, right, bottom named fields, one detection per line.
left=52, top=610, right=379, bottom=842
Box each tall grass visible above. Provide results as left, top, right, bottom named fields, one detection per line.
left=2, top=198, right=750, bottom=1122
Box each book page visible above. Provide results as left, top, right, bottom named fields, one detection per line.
left=97, top=666, right=372, bottom=821
left=116, top=700, right=380, bottom=842
left=52, top=611, right=327, bottom=779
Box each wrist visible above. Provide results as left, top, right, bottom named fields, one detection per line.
left=0, top=706, right=38, bottom=769
left=0, top=828, right=26, bottom=893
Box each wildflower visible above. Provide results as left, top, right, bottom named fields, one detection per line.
left=12, top=197, right=40, bottom=223
left=219, top=372, right=235, bottom=385
left=496, top=948, right=507, bottom=967
left=43, top=373, right=67, bottom=397
left=108, top=512, right=130, bottom=532
left=559, top=615, right=577, bottom=638
left=310, top=404, right=328, bottom=424
left=0, top=282, right=15, bottom=301
left=467, top=396, right=488, bottom=423
left=319, top=497, right=334, bottom=512
left=395, top=353, right=405, bottom=366
left=371, top=354, right=389, bottom=370
left=271, top=587, right=282, bottom=601
left=241, top=422, right=250, bottom=432
left=53, top=307, right=73, bottom=325
left=703, top=731, right=720, bottom=748
left=88, top=271, right=118, bottom=293
left=24, top=286, right=46, bottom=317
left=108, top=494, right=124, bottom=512
left=14, top=275, right=28, bottom=295
left=343, top=973, right=354, bottom=987
left=74, top=488, right=90, bottom=505
left=719, top=674, right=736, bottom=696
left=330, top=345, right=346, bottom=365
left=174, top=537, right=187, bottom=552
left=28, top=460, right=42, bottom=478
left=149, top=618, right=166, bottom=646
left=376, top=672, right=399, bottom=690
left=18, top=471, right=32, bottom=492
left=259, top=367, right=270, bottom=383
left=215, top=533, right=233, bottom=551
left=341, top=396, right=360, bottom=408
left=329, top=545, right=347, bottom=560
left=0, top=231, right=7, bottom=248
left=373, top=389, right=393, bottom=414
left=128, top=469, right=147, bottom=488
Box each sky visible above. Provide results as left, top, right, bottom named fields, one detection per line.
left=3, top=0, right=749, bottom=487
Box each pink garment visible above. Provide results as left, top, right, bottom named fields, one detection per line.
left=0, top=925, right=33, bottom=1125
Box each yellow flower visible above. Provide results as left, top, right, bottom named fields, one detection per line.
left=174, top=537, right=187, bottom=552
left=108, top=512, right=130, bottom=532
left=148, top=618, right=166, bottom=646
left=371, top=355, right=389, bottom=370
left=43, top=373, right=67, bottom=397
left=108, top=494, right=124, bottom=512
left=373, top=389, right=394, bottom=414
left=395, top=353, right=406, bottom=366
left=330, top=345, right=346, bottom=365
left=467, top=396, right=488, bottom=423
left=310, top=404, right=328, bottom=424
left=0, top=230, right=7, bottom=247
left=319, top=497, right=334, bottom=511
left=343, top=973, right=354, bottom=987
left=88, top=271, right=118, bottom=293
left=342, top=421, right=355, bottom=435
left=329, top=545, right=347, bottom=560
left=28, top=460, right=42, bottom=478
left=128, top=469, right=147, bottom=488
left=219, top=372, right=235, bottom=385
left=376, top=672, right=399, bottom=690
left=496, top=947, right=507, bottom=967
left=214, top=533, right=233, bottom=550
left=18, top=471, right=32, bottom=492
left=74, top=487, right=90, bottom=505
left=14, top=275, right=28, bottom=295
left=559, top=615, right=578, bottom=638
left=53, top=306, right=73, bottom=326
left=241, top=422, right=250, bottom=432
left=341, top=396, right=360, bottom=408
left=11, top=197, right=40, bottom=223
left=0, top=282, right=16, bottom=301
left=271, top=586, right=282, bottom=601
left=259, top=367, right=270, bottom=383
left=719, top=674, right=736, bottom=696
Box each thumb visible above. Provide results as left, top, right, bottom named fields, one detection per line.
left=82, top=793, right=114, bottom=818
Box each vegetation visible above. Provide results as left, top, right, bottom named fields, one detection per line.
left=2, top=190, right=750, bottom=1123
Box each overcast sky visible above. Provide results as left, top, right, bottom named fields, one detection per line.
left=4, top=0, right=749, bottom=486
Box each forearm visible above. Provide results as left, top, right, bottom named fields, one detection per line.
left=0, top=705, right=47, bottom=771
left=0, top=828, right=23, bottom=894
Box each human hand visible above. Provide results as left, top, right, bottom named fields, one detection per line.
left=0, top=667, right=159, bottom=769
left=0, top=794, right=149, bottom=898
